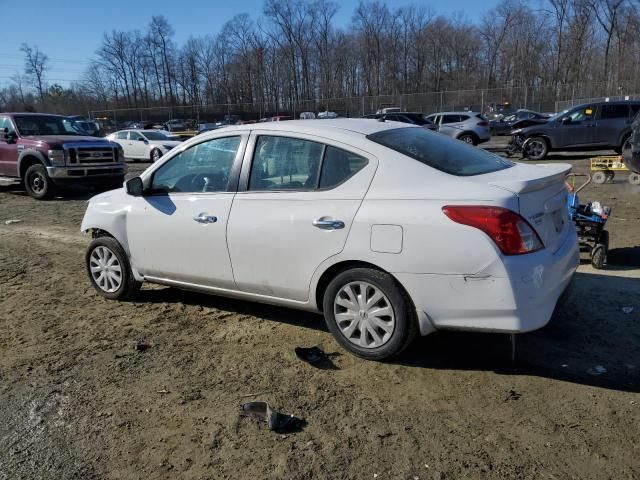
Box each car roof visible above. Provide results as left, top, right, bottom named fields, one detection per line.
left=428, top=111, right=478, bottom=115
left=4, top=112, right=67, bottom=117
left=208, top=118, right=414, bottom=137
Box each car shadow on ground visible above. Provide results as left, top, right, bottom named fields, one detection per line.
left=133, top=269, right=639, bottom=393
left=608, top=246, right=640, bottom=267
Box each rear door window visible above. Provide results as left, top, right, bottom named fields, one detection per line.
left=319, top=146, right=368, bottom=189
left=599, top=104, right=630, bottom=119
left=367, top=127, right=513, bottom=176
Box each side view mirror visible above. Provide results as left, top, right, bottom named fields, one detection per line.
left=125, top=177, right=144, bottom=196
left=562, top=117, right=572, bottom=125
left=3, top=127, right=16, bottom=143
left=138, top=137, right=147, bottom=142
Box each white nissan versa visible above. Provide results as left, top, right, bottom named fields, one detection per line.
left=81, top=119, right=579, bottom=360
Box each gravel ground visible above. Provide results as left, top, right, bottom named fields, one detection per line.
left=0, top=141, right=639, bottom=479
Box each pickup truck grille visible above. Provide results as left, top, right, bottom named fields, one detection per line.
left=68, top=147, right=116, bottom=164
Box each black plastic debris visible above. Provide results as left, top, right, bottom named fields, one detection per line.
left=294, top=344, right=339, bottom=370
left=239, top=401, right=303, bottom=432
left=134, top=339, right=151, bottom=352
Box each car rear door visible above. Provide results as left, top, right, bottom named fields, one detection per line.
left=438, top=114, right=463, bottom=137
left=226, top=131, right=377, bottom=302
left=594, top=103, right=631, bottom=146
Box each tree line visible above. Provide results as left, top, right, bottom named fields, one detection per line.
left=1, top=0, right=640, bottom=115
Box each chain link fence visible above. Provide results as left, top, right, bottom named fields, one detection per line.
left=91, top=82, right=628, bottom=128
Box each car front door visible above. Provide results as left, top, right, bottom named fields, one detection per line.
left=558, top=105, right=596, bottom=147
left=128, top=131, right=148, bottom=159
left=594, top=103, right=631, bottom=146
left=0, top=116, right=19, bottom=176
left=226, top=132, right=376, bottom=302
left=126, top=134, right=247, bottom=288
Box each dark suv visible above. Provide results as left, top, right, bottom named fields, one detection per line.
left=513, top=101, right=640, bottom=160
left=0, top=113, right=127, bottom=199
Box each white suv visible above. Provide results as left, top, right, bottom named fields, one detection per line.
left=82, top=120, right=578, bottom=360
left=425, top=111, right=491, bottom=145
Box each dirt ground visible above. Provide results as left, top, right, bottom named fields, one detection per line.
left=1, top=142, right=639, bottom=480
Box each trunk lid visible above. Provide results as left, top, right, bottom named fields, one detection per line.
left=468, top=162, right=572, bottom=253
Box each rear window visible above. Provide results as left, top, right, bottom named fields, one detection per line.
left=367, top=127, right=514, bottom=176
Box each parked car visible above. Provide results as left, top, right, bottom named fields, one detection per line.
left=0, top=113, right=126, bottom=199
left=490, top=110, right=549, bottom=135
left=425, top=111, right=491, bottom=145
left=300, top=112, right=316, bottom=119
left=105, top=129, right=181, bottom=162
left=317, top=111, right=338, bottom=119
left=164, top=119, right=186, bottom=132
left=363, top=112, right=437, bottom=131
left=376, top=107, right=401, bottom=114
left=81, top=119, right=578, bottom=360
left=269, top=116, right=292, bottom=122
left=75, top=120, right=101, bottom=136
left=512, top=101, right=640, bottom=160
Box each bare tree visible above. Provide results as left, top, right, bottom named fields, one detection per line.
left=20, top=43, right=48, bottom=103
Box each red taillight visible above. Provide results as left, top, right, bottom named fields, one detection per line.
left=477, top=121, right=489, bottom=126
left=442, top=206, right=544, bottom=255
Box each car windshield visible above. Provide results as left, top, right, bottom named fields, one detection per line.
left=548, top=109, right=570, bottom=122
left=13, top=115, right=88, bottom=136
left=367, top=127, right=514, bottom=176
left=143, top=131, right=170, bottom=140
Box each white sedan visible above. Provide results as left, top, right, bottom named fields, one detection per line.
left=82, top=119, right=579, bottom=360
left=106, top=129, right=182, bottom=162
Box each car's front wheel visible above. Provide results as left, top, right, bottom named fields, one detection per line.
left=322, top=268, right=417, bottom=360
left=524, top=136, right=549, bottom=160
left=86, top=236, right=141, bottom=300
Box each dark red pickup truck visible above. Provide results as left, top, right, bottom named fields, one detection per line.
left=0, top=113, right=127, bottom=199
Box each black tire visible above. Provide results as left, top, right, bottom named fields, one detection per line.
left=322, top=268, right=418, bottom=360
left=458, top=133, right=477, bottom=146
left=150, top=148, right=162, bottom=162
left=85, top=236, right=141, bottom=300
left=23, top=163, right=54, bottom=200
left=591, top=244, right=606, bottom=269
left=524, top=136, right=548, bottom=160
left=592, top=171, right=607, bottom=184
left=605, top=171, right=615, bottom=183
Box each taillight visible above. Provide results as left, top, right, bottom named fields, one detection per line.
left=442, top=206, right=544, bottom=255
left=477, top=121, right=489, bottom=126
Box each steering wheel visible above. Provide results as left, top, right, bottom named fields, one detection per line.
left=189, top=173, right=227, bottom=192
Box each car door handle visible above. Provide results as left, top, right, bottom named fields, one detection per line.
left=193, top=213, right=217, bottom=224
left=313, top=218, right=345, bottom=230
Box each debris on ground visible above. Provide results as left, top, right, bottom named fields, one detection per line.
left=4, top=219, right=22, bottom=225
left=294, top=344, right=339, bottom=369
left=587, top=365, right=608, bottom=375
left=504, top=389, right=522, bottom=401
left=622, top=307, right=634, bottom=314
left=133, top=339, right=151, bottom=351
left=239, top=401, right=302, bottom=432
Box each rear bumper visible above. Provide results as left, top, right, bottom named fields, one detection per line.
left=395, top=230, right=580, bottom=335
left=46, top=163, right=127, bottom=180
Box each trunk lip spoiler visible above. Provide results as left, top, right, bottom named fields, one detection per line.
left=485, top=163, right=572, bottom=195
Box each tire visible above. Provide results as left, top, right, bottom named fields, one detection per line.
left=523, top=137, right=548, bottom=160
left=458, top=133, right=476, bottom=145
left=629, top=173, right=640, bottom=185
left=23, top=163, right=55, bottom=200
left=591, top=244, right=606, bottom=269
left=150, top=148, right=162, bottom=162
left=85, top=236, right=141, bottom=300
left=614, top=134, right=631, bottom=155
left=592, top=171, right=607, bottom=184
left=605, top=171, right=615, bottom=183
left=322, top=268, right=418, bottom=360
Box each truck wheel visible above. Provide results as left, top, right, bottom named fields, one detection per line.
left=24, top=164, right=54, bottom=200
left=524, top=137, right=548, bottom=160
left=322, top=268, right=417, bottom=360
left=86, top=236, right=141, bottom=300
left=591, top=245, right=606, bottom=269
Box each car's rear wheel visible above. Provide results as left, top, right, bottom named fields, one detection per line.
left=524, top=137, right=548, bottom=160
left=322, top=268, right=417, bottom=360
left=86, top=236, right=141, bottom=300
left=458, top=133, right=476, bottom=145
left=151, top=148, right=162, bottom=162
left=24, top=164, right=55, bottom=200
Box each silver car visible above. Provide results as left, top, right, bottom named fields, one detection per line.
left=425, top=111, right=491, bottom=145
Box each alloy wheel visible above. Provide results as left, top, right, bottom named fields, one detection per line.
left=333, top=281, right=395, bottom=349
